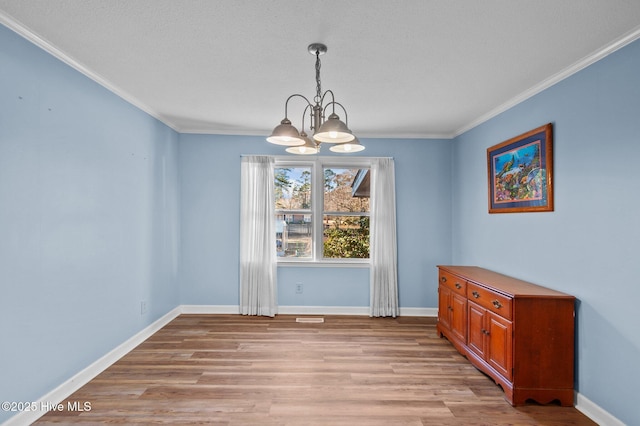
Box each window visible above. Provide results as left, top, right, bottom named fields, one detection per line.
left=323, top=168, right=370, bottom=259
left=275, top=166, right=313, bottom=259
left=275, top=158, right=370, bottom=263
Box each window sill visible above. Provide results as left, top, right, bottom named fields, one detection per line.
left=277, top=260, right=370, bottom=268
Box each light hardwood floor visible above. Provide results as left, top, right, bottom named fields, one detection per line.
left=34, top=314, right=595, bottom=425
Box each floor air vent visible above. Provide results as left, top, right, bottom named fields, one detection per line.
left=296, top=317, right=325, bottom=323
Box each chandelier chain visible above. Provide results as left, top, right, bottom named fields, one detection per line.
left=314, top=49, right=322, bottom=104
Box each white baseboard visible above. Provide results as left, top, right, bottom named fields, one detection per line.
left=180, top=304, right=240, bottom=314
left=180, top=305, right=437, bottom=317
left=575, top=392, right=625, bottom=426
left=2, top=307, right=181, bottom=426
left=400, top=307, right=438, bottom=317
left=278, top=305, right=370, bottom=315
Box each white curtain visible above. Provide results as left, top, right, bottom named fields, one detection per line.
left=239, top=156, right=277, bottom=317
left=369, top=157, right=399, bottom=317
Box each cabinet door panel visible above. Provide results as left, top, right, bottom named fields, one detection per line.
left=467, top=302, right=486, bottom=358
left=438, top=285, right=451, bottom=330
left=487, top=313, right=512, bottom=380
left=450, top=293, right=467, bottom=342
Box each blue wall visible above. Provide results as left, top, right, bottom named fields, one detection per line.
left=178, top=134, right=452, bottom=309
left=3, top=14, right=639, bottom=426
left=0, top=24, right=180, bottom=424
left=452, top=39, right=640, bottom=425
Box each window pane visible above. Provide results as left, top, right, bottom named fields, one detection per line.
left=323, top=168, right=370, bottom=213
left=323, top=215, right=370, bottom=259
left=276, top=214, right=312, bottom=258
left=275, top=167, right=312, bottom=210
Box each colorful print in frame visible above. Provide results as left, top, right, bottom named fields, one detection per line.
left=487, top=123, right=553, bottom=213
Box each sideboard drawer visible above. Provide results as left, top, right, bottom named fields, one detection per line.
left=439, top=270, right=467, bottom=297
left=467, top=282, right=512, bottom=320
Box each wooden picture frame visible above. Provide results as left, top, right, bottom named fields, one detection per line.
left=487, top=123, right=553, bottom=213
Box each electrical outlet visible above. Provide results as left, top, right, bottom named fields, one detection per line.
left=140, top=301, right=147, bottom=315
left=295, top=283, right=303, bottom=294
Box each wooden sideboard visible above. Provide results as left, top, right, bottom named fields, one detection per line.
left=436, top=265, right=575, bottom=406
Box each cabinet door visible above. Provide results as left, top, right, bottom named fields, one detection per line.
left=450, top=293, right=467, bottom=343
left=487, top=312, right=513, bottom=380
left=438, top=285, right=451, bottom=331
left=467, top=301, right=487, bottom=359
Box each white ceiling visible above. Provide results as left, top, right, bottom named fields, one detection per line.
left=1, top=1, right=640, bottom=138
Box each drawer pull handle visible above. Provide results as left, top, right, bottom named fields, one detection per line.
left=441, top=276, right=447, bottom=283
left=455, top=282, right=462, bottom=289
left=482, top=329, right=490, bottom=335
left=472, top=291, right=480, bottom=298
left=492, top=300, right=502, bottom=309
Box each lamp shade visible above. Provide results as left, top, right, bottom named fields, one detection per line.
left=313, top=113, right=354, bottom=143
left=286, top=132, right=319, bottom=155
left=329, top=136, right=365, bottom=153
left=267, top=118, right=304, bottom=146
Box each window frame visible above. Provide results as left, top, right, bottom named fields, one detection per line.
left=275, top=156, right=372, bottom=267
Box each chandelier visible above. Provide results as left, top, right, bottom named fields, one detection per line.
left=266, top=43, right=364, bottom=155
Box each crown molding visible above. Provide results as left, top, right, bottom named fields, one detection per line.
left=0, top=11, right=181, bottom=133
left=181, top=128, right=455, bottom=140
left=453, top=24, right=640, bottom=137
left=3, top=10, right=639, bottom=140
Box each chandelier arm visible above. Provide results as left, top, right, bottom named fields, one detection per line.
left=300, top=104, right=311, bottom=132
left=322, top=101, right=349, bottom=126
left=319, top=90, right=336, bottom=114
left=284, top=93, right=314, bottom=119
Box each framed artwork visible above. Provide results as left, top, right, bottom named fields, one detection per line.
left=487, top=123, right=553, bottom=213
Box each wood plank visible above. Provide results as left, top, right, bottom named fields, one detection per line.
left=33, top=314, right=595, bottom=425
